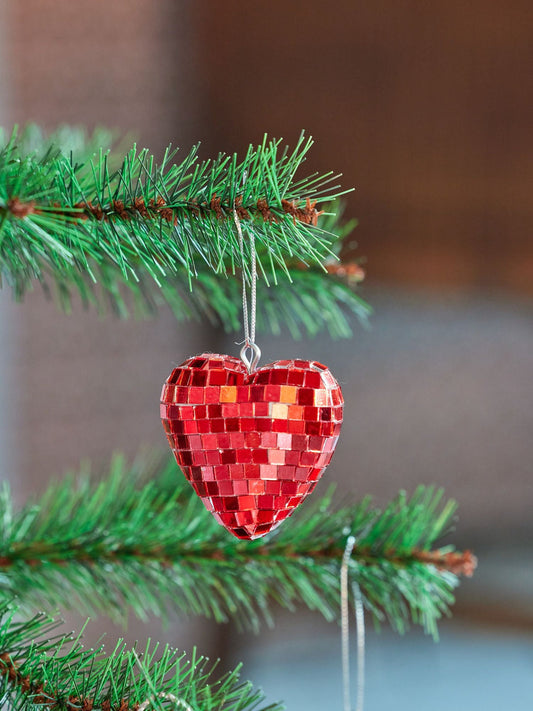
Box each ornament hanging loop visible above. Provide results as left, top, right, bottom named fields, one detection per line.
left=240, top=340, right=261, bottom=374
left=233, top=205, right=260, bottom=372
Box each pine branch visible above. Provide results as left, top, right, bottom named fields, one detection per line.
left=82, top=264, right=369, bottom=340
left=0, top=606, right=278, bottom=711
left=0, top=126, right=369, bottom=336
left=0, top=454, right=475, bottom=639
left=32, top=200, right=370, bottom=339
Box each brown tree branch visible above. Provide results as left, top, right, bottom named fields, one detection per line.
left=1, top=195, right=324, bottom=226
left=0, top=542, right=476, bottom=577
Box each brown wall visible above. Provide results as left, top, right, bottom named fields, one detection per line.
left=7, top=0, right=204, bottom=149
left=6, top=1, right=532, bottom=292
left=193, top=1, right=533, bottom=293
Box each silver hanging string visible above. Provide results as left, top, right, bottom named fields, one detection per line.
left=353, top=581, right=366, bottom=711
left=233, top=207, right=260, bottom=372
left=341, top=536, right=366, bottom=711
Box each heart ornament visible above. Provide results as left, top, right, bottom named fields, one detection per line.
left=161, top=353, right=343, bottom=539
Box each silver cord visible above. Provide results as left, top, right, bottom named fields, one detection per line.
left=233, top=207, right=260, bottom=372
left=341, top=536, right=365, bottom=711
left=353, top=581, right=366, bottom=711
left=341, top=536, right=356, bottom=711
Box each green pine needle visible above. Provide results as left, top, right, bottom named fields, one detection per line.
left=0, top=605, right=279, bottom=711
left=0, top=126, right=368, bottom=337
left=0, top=454, right=474, bottom=639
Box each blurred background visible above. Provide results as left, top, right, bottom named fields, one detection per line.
left=1, top=1, right=532, bottom=708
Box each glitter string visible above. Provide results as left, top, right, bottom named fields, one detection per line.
left=341, top=536, right=366, bottom=711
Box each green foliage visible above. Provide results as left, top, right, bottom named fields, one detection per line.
left=0, top=606, right=279, bottom=711
left=0, top=126, right=369, bottom=337
left=129, top=267, right=370, bottom=340
left=0, top=454, right=468, bottom=639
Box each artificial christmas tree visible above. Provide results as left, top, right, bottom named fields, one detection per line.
left=0, top=127, right=475, bottom=710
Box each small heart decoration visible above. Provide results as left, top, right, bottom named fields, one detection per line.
left=161, top=353, right=343, bottom=539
